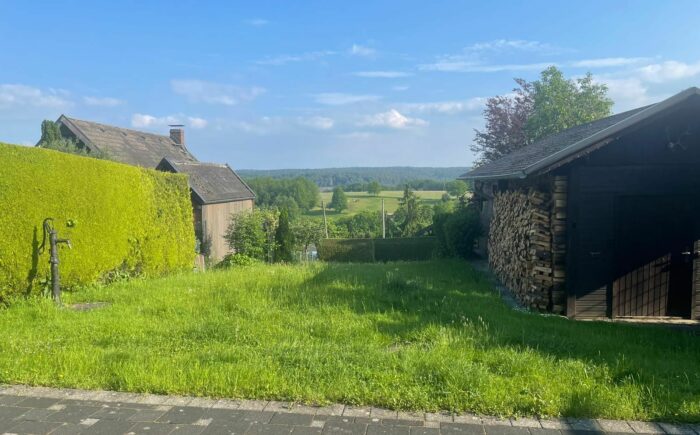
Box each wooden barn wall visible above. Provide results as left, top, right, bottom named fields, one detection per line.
left=202, top=199, right=254, bottom=261
left=566, top=97, right=700, bottom=318
left=488, top=176, right=567, bottom=314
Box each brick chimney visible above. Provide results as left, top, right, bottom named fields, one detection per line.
left=169, top=125, right=185, bottom=146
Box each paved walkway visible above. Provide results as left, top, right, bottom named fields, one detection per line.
left=0, top=385, right=697, bottom=435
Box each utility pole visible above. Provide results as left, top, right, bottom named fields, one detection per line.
left=322, top=200, right=329, bottom=238
left=382, top=198, right=386, bottom=239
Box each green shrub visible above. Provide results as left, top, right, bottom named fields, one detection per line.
left=0, top=142, right=195, bottom=299
left=216, top=253, right=260, bottom=268
left=374, top=237, right=437, bottom=262
left=433, top=203, right=482, bottom=258
left=318, top=237, right=437, bottom=263
left=318, top=239, right=375, bottom=262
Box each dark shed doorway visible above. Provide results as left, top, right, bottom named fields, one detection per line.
left=613, top=195, right=700, bottom=318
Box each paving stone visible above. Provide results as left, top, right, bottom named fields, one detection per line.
left=424, top=422, right=440, bottom=429
left=539, top=419, right=572, bottom=430
left=311, top=420, right=326, bottom=428
left=0, top=395, right=25, bottom=406
left=159, top=407, right=208, bottom=424
left=189, top=398, right=217, bottom=408
left=597, top=419, right=634, bottom=433
left=314, top=405, right=345, bottom=417
left=367, top=424, right=410, bottom=435
left=247, top=421, right=295, bottom=435
left=509, top=418, right=541, bottom=428
left=81, top=418, right=137, bottom=434
left=370, top=408, right=397, bottom=419
left=528, top=429, right=562, bottom=435
left=381, top=419, right=423, bottom=427
left=293, top=427, right=323, bottom=435
left=0, top=418, right=19, bottom=433
left=92, top=406, right=139, bottom=420
left=163, top=396, right=195, bottom=406
left=397, top=412, right=424, bottom=422
left=127, top=421, right=175, bottom=434
left=50, top=422, right=87, bottom=435
left=239, top=400, right=269, bottom=411
left=266, top=401, right=295, bottom=413
left=322, top=420, right=368, bottom=435
left=195, top=418, right=214, bottom=426
left=80, top=418, right=100, bottom=427
left=441, top=422, right=486, bottom=435
left=343, top=406, right=371, bottom=418
left=627, top=421, right=665, bottom=434
left=44, top=405, right=101, bottom=424
left=270, top=412, right=315, bottom=426
left=206, top=409, right=274, bottom=425
left=483, top=426, right=529, bottom=435
left=566, top=418, right=602, bottom=432
left=15, top=396, right=61, bottom=409
left=200, top=420, right=250, bottom=434
left=16, top=408, right=58, bottom=422
left=47, top=404, right=67, bottom=411
left=288, top=405, right=319, bottom=416
left=129, top=409, right=169, bottom=422
left=409, top=428, right=441, bottom=435
left=212, top=399, right=242, bottom=410
left=453, top=415, right=481, bottom=425
left=170, top=423, right=206, bottom=434
left=658, top=423, right=697, bottom=435
left=6, top=419, right=62, bottom=434
left=424, top=412, right=453, bottom=423
left=137, top=394, right=171, bottom=405
left=481, top=417, right=512, bottom=427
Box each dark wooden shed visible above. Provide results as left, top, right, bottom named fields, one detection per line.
left=461, top=87, right=700, bottom=320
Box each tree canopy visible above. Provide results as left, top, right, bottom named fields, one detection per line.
left=471, top=66, right=613, bottom=165
left=329, top=187, right=348, bottom=212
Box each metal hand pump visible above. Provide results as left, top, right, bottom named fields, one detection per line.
left=39, top=218, right=71, bottom=305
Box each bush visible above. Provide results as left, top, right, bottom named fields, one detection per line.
left=318, top=239, right=375, bottom=262
left=0, top=143, right=195, bottom=299
left=216, top=253, right=260, bottom=268
left=318, top=237, right=437, bottom=263
left=433, top=204, right=482, bottom=258
left=374, top=238, right=437, bottom=262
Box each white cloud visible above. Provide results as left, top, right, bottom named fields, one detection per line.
left=298, top=116, right=334, bottom=130
left=256, top=50, right=336, bottom=66
left=131, top=113, right=208, bottom=129
left=82, top=96, right=124, bottom=107
left=570, top=57, right=651, bottom=68
left=419, top=60, right=555, bottom=73
left=314, top=93, right=381, bottom=105
left=636, top=60, right=700, bottom=83
left=360, top=109, right=428, bottom=129
left=353, top=71, right=413, bottom=78
left=466, top=39, right=559, bottom=54
left=402, top=97, right=486, bottom=115
left=246, top=18, right=269, bottom=26
left=350, top=44, right=376, bottom=57
left=171, top=79, right=265, bottom=105
left=596, top=77, right=652, bottom=111
left=0, top=84, right=72, bottom=108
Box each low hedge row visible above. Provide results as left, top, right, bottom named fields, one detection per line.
left=0, top=143, right=195, bottom=299
left=318, top=237, right=437, bottom=263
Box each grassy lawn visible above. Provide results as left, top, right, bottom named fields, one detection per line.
left=306, top=191, right=446, bottom=218
left=0, top=260, right=698, bottom=422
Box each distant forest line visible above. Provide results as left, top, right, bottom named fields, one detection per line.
left=238, top=167, right=469, bottom=188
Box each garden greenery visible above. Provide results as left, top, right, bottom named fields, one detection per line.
left=0, top=143, right=195, bottom=300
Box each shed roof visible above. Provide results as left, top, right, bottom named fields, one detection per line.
left=57, top=115, right=196, bottom=168
left=157, top=158, right=255, bottom=204
left=461, top=87, right=700, bottom=180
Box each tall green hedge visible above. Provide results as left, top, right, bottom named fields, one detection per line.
left=318, top=237, right=436, bottom=263
left=0, top=143, right=195, bottom=299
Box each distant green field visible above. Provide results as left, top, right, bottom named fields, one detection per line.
left=306, top=190, right=445, bottom=217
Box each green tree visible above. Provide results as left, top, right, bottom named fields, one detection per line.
left=472, top=66, right=613, bottom=164
left=525, top=66, right=613, bottom=142
left=330, top=187, right=348, bottom=212
left=273, top=195, right=300, bottom=220
left=225, top=208, right=279, bottom=261
left=367, top=180, right=382, bottom=196
left=291, top=218, right=324, bottom=258
left=393, top=186, right=433, bottom=237
left=336, top=211, right=382, bottom=238
left=37, top=120, right=105, bottom=158
left=433, top=203, right=481, bottom=258
left=446, top=180, right=468, bottom=197
left=274, top=208, right=294, bottom=262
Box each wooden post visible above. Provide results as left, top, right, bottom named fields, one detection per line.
left=322, top=200, right=329, bottom=238
left=382, top=199, right=386, bottom=239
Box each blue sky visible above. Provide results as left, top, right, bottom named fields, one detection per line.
left=2, top=1, right=700, bottom=169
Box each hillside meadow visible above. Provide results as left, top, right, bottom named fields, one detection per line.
left=0, top=260, right=698, bottom=422
left=307, top=190, right=446, bottom=217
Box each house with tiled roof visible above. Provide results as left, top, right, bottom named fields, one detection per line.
left=54, top=115, right=255, bottom=260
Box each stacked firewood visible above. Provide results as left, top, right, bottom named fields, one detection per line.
left=550, top=176, right=567, bottom=314
left=489, top=188, right=553, bottom=311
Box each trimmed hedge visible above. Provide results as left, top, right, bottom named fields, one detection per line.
left=0, top=143, right=195, bottom=299
left=318, top=237, right=436, bottom=263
